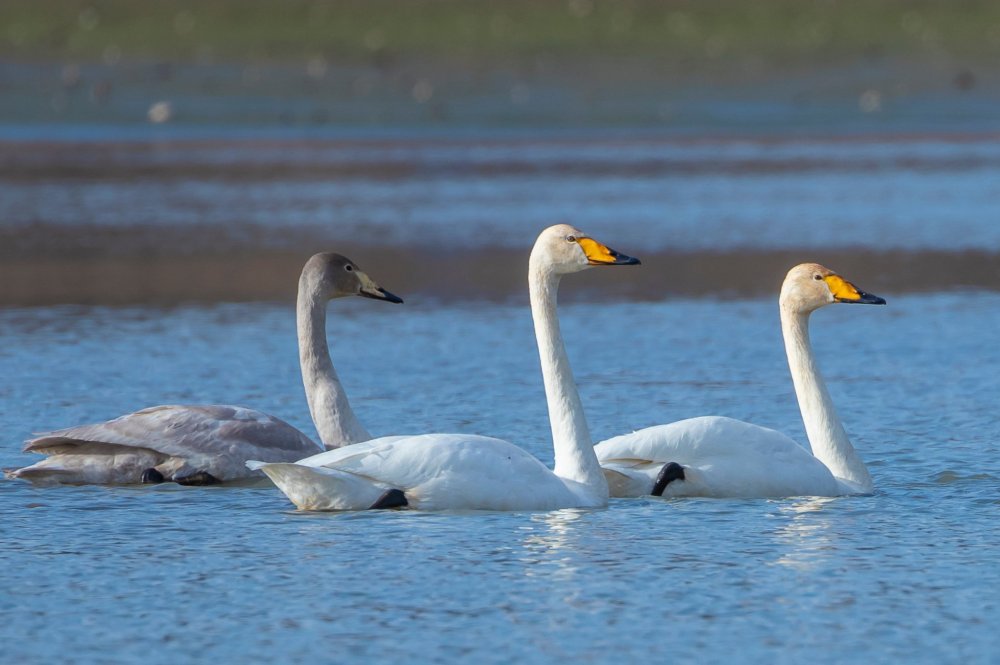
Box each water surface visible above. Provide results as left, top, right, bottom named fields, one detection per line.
left=4, top=135, right=1000, bottom=252
left=2, top=293, right=997, bottom=663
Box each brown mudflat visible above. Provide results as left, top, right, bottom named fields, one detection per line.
left=2, top=236, right=995, bottom=306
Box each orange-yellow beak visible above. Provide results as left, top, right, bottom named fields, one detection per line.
left=577, top=237, right=641, bottom=266
left=824, top=275, right=886, bottom=305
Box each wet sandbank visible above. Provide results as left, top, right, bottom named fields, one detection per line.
left=2, top=242, right=996, bottom=306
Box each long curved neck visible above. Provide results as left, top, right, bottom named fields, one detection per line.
left=297, top=276, right=371, bottom=449
left=780, top=305, right=872, bottom=492
left=528, top=259, right=607, bottom=497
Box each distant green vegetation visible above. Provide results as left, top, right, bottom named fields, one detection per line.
left=3, top=0, right=999, bottom=64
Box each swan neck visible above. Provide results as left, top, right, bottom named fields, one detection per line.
left=528, top=261, right=607, bottom=498
left=297, top=277, right=371, bottom=449
left=780, top=306, right=872, bottom=491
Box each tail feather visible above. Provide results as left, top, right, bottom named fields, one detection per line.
left=5, top=465, right=74, bottom=486
left=5, top=454, right=148, bottom=486
left=251, top=462, right=387, bottom=511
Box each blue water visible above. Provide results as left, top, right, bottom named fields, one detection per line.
left=3, top=135, right=1000, bottom=252
left=2, top=292, right=998, bottom=663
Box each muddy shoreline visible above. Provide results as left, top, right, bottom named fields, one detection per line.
left=2, top=243, right=996, bottom=306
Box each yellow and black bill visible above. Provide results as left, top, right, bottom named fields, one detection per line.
left=577, top=237, right=641, bottom=266
left=825, top=275, right=886, bottom=305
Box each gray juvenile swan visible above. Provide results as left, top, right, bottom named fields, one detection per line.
left=5, top=253, right=402, bottom=486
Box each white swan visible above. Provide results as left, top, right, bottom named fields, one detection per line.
left=596, top=263, right=885, bottom=499
left=5, top=253, right=402, bottom=486
left=249, top=224, right=640, bottom=511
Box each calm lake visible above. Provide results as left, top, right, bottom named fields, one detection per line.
left=2, top=291, right=998, bottom=663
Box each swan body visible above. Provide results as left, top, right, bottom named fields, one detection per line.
left=250, top=434, right=590, bottom=511
left=599, top=416, right=847, bottom=498
left=11, top=406, right=319, bottom=486
left=6, top=254, right=402, bottom=486
left=252, top=224, right=640, bottom=511
left=596, top=263, right=885, bottom=499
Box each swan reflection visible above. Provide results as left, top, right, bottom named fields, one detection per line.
left=771, top=496, right=839, bottom=570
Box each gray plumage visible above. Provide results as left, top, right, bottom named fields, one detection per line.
left=11, top=405, right=320, bottom=485
left=6, top=253, right=403, bottom=486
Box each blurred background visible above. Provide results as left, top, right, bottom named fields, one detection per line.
left=1, top=0, right=999, bottom=304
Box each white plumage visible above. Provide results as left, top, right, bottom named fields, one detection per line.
left=250, top=434, right=587, bottom=511
left=599, top=416, right=843, bottom=498
left=596, top=263, right=885, bottom=499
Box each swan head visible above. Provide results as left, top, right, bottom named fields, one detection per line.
left=780, top=263, right=885, bottom=313
left=530, top=223, right=640, bottom=276
left=303, top=252, right=404, bottom=304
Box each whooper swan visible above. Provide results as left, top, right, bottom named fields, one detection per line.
left=597, top=263, right=885, bottom=499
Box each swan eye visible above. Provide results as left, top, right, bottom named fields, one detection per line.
left=813, top=274, right=822, bottom=281
left=345, top=265, right=354, bottom=272
left=566, top=235, right=577, bottom=243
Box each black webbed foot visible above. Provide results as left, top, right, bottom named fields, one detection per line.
left=369, top=488, right=408, bottom=510
left=174, top=471, right=221, bottom=486
left=651, top=462, right=685, bottom=497
left=141, top=468, right=165, bottom=484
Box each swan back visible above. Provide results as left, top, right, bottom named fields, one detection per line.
left=254, top=433, right=586, bottom=511
left=596, top=416, right=842, bottom=497
left=24, top=405, right=319, bottom=457
left=14, top=405, right=321, bottom=484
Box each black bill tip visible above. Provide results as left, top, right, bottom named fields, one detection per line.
left=361, top=288, right=404, bottom=304
left=840, top=290, right=886, bottom=305
left=596, top=248, right=641, bottom=266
